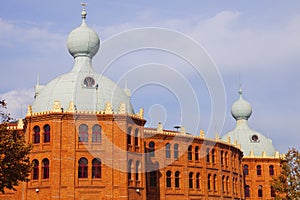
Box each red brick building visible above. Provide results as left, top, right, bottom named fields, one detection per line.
left=0, top=7, right=282, bottom=200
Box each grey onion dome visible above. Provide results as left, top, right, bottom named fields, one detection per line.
left=231, top=89, right=252, bottom=120
left=67, top=8, right=100, bottom=58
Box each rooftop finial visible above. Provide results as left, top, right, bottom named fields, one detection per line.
left=81, top=3, right=87, bottom=20
left=239, top=88, right=243, bottom=96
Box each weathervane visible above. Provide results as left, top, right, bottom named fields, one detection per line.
left=81, top=3, right=87, bottom=19
left=81, top=2, right=87, bottom=8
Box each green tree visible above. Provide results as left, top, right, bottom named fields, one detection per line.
left=0, top=100, right=32, bottom=193
left=272, top=147, right=300, bottom=200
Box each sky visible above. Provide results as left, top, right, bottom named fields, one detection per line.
left=0, top=1, right=299, bottom=153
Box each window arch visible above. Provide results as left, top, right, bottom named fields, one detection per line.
left=32, top=159, right=39, bottom=180
left=221, top=151, right=224, bottom=165
left=226, top=176, right=229, bottom=193
left=92, top=124, right=101, bottom=143
left=196, top=172, right=201, bottom=189
left=175, top=171, right=180, bottom=188
left=149, top=142, right=155, bottom=157
left=206, top=148, right=210, bottom=162
left=33, top=126, right=40, bottom=144
left=42, top=158, right=49, bottom=179
left=207, top=174, right=211, bottom=190
left=225, top=152, right=229, bottom=166
left=134, top=128, right=139, bottom=146
left=256, top=165, right=262, bottom=175
left=213, top=174, right=217, bottom=191
left=78, top=157, right=88, bottom=178
left=258, top=185, right=263, bottom=197
left=188, top=145, right=192, bottom=160
left=92, top=158, right=101, bottom=178
left=222, top=175, right=225, bottom=192
left=243, top=165, right=249, bottom=175
left=43, top=124, right=50, bottom=143
left=245, top=185, right=250, bottom=197
left=269, top=165, right=274, bottom=175
left=174, top=144, right=179, bottom=159
left=166, top=170, right=172, bottom=187
left=127, top=127, right=132, bottom=145
left=189, top=172, right=193, bottom=188
left=128, top=159, right=133, bottom=181
left=195, top=146, right=199, bottom=161
left=135, top=160, right=141, bottom=181
left=271, top=186, right=276, bottom=197
left=78, top=124, right=88, bottom=142
left=165, top=143, right=171, bottom=158
left=212, top=149, right=216, bottom=163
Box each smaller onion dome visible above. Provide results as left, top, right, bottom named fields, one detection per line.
left=231, top=89, right=252, bottom=120
left=67, top=7, right=100, bottom=58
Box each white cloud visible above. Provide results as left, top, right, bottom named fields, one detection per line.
left=0, top=18, right=65, bottom=51
left=0, top=89, right=34, bottom=120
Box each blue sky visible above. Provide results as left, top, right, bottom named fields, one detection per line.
left=0, top=1, right=299, bottom=153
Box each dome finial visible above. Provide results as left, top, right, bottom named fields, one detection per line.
left=239, top=88, right=243, bottom=96
left=81, top=3, right=87, bottom=20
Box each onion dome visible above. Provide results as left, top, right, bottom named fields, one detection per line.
left=67, top=7, right=100, bottom=58
left=32, top=6, right=134, bottom=114
left=231, top=89, right=252, bottom=120
left=222, top=89, right=276, bottom=157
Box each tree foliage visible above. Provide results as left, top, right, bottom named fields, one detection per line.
left=272, top=147, right=300, bottom=200
left=0, top=100, right=32, bottom=193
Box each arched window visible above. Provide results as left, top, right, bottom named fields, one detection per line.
left=135, top=160, right=140, bottom=181
left=189, top=172, right=193, bottom=188
left=128, top=160, right=133, bottom=181
left=206, top=148, right=210, bottom=163
left=150, top=171, right=157, bottom=187
left=256, top=165, right=262, bottom=175
left=232, top=177, right=235, bottom=194
left=271, top=186, right=276, bottom=197
left=226, top=176, right=229, bottom=193
left=43, top=124, right=50, bottom=143
left=42, top=158, right=49, bottom=179
left=92, top=125, right=101, bottom=143
left=243, top=165, right=249, bottom=175
left=212, top=149, right=216, bottom=163
left=245, top=185, right=250, bottom=197
left=175, top=171, right=180, bottom=188
left=222, top=175, right=225, bottom=192
left=225, top=152, right=229, bottom=166
left=166, top=170, right=172, bottom=187
left=174, top=144, right=179, bottom=159
left=78, top=124, right=88, bottom=142
left=78, top=157, right=88, bottom=178
left=269, top=165, right=274, bottom=176
left=258, top=185, right=263, bottom=197
left=207, top=174, right=211, bottom=190
left=196, top=172, right=201, bottom=189
left=188, top=145, right=192, bottom=160
left=165, top=143, right=171, bottom=158
left=213, top=174, right=217, bottom=191
left=32, top=159, right=39, bottom=180
left=127, top=127, right=132, bottom=145
left=221, top=151, right=224, bottom=165
left=134, top=128, right=139, bottom=146
left=92, top=158, right=101, bottom=178
left=149, top=142, right=155, bottom=157
left=195, top=146, right=199, bottom=161
left=33, top=126, right=40, bottom=144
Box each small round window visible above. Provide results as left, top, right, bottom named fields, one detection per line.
left=83, top=77, right=95, bottom=88
left=251, top=134, right=259, bottom=142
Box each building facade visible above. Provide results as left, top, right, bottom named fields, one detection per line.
left=0, top=7, right=282, bottom=200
